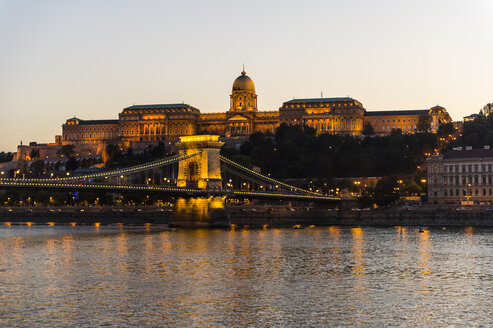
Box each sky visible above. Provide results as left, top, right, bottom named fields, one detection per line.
left=0, top=0, right=492, bottom=151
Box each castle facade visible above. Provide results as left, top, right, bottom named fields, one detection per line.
left=15, top=70, right=452, bottom=161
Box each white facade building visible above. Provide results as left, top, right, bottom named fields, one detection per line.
left=427, top=146, right=493, bottom=204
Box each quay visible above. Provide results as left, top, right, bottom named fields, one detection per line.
left=1, top=205, right=493, bottom=228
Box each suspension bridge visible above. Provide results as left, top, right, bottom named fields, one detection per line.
left=0, top=135, right=339, bottom=203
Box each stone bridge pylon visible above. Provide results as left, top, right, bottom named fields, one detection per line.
left=176, top=135, right=224, bottom=189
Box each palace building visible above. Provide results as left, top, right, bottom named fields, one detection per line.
left=14, top=70, right=453, bottom=161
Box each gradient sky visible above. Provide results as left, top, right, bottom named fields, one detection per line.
left=1, top=0, right=492, bottom=151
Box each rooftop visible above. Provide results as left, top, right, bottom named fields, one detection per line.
left=283, top=97, right=355, bottom=104
left=78, top=119, right=119, bottom=125
left=123, top=103, right=199, bottom=111
left=365, top=109, right=428, bottom=117
left=443, top=148, right=493, bottom=159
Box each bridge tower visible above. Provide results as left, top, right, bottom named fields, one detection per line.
left=176, top=135, right=225, bottom=189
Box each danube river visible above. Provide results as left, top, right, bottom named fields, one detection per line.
left=1, top=225, right=492, bottom=327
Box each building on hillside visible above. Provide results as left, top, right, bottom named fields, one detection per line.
left=15, top=69, right=454, bottom=162
left=118, top=104, right=200, bottom=146
left=14, top=137, right=63, bottom=161
left=427, top=146, right=493, bottom=204
left=364, top=106, right=451, bottom=135
left=279, top=98, right=365, bottom=136
left=463, top=113, right=480, bottom=122
left=63, top=118, right=119, bottom=145
left=198, top=70, right=279, bottom=136
left=279, top=100, right=450, bottom=136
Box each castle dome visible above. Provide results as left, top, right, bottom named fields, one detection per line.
left=232, top=71, right=255, bottom=92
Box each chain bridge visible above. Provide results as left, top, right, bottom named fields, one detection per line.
left=0, top=135, right=339, bottom=203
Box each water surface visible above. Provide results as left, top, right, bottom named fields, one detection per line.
left=0, top=225, right=492, bottom=327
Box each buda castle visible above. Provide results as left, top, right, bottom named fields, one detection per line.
left=15, top=70, right=452, bottom=161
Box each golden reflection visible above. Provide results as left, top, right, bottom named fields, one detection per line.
left=329, top=226, right=340, bottom=236
left=144, top=234, right=154, bottom=252
left=26, top=222, right=33, bottom=226
left=4, top=222, right=11, bottom=226
left=10, top=236, right=24, bottom=262
left=327, top=226, right=342, bottom=266
left=159, top=232, right=172, bottom=274
left=351, top=227, right=366, bottom=277
left=94, top=222, right=100, bottom=227
left=70, top=222, right=76, bottom=227
left=47, top=222, right=55, bottom=227
left=172, top=197, right=226, bottom=227
left=160, top=231, right=171, bottom=253
left=395, top=226, right=408, bottom=243
left=45, top=239, right=56, bottom=254
left=61, top=234, right=74, bottom=253
left=116, top=232, right=128, bottom=256
left=465, top=226, right=474, bottom=246
left=418, top=229, right=432, bottom=276
left=142, top=234, right=155, bottom=272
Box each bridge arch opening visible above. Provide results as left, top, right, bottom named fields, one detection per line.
left=188, top=161, right=199, bottom=188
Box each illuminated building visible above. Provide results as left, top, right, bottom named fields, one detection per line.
left=427, top=146, right=493, bottom=204
left=14, top=70, right=453, bottom=161
left=365, top=106, right=451, bottom=135
left=198, top=70, right=279, bottom=136
left=279, top=97, right=365, bottom=136
left=463, top=113, right=480, bottom=122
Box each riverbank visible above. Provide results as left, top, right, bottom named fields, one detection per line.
left=1, top=205, right=493, bottom=227
left=229, top=207, right=493, bottom=227
left=0, top=206, right=170, bottom=225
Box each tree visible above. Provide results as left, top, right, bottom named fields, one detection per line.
left=30, top=160, right=45, bottom=177
left=417, top=113, right=432, bottom=132
left=372, top=177, right=400, bottom=207
left=0, top=152, right=13, bottom=163
left=437, top=122, right=456, bottom=136
left=105, top=144, right=122, bottom=166
left=57, top=144, right=76, bottom=158
left=65, top=157, right=79, bottom=171
left=390, top=128, right=402, bottom=136
left=150, top=142, right=166, bottom=158
left=481, top=103, right=493, bottom=116
left=29, top=149, right=40, bottom=160
left=229, top=154, right=252, bottom=169
left=363, top=123, right=375, bottom=136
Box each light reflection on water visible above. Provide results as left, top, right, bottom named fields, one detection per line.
left=1, top=226, right=493, bottom=327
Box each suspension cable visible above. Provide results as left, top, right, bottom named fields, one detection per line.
left=220, top=156, right=321, bottom=196
left=3, top=151, right=201, bottom=182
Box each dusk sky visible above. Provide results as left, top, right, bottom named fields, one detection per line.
left=1, top=0, right=492, bottom=151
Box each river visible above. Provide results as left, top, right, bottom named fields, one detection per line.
left=0, top=225, right=492, bottom=327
